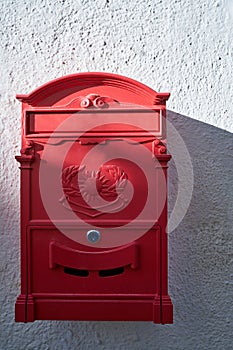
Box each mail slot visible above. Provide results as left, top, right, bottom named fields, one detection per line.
left=15, top=72, right=173, bottom=323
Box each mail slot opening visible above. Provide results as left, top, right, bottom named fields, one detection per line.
left=98, top=267, right=125, bottom=277
left=64, top=267, right=89, bottom=277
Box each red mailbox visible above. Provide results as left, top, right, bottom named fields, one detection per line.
left=15, top=72, right=173, bottom=323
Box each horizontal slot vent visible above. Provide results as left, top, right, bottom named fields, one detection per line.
left=98, top=267, right=125, bottom=277
left=64, top=267, right=89, bottom=277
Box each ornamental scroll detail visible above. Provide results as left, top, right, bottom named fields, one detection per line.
left=59, top=165, right=128, bottom=217
left=63, top=94, right=119, bottom=109
left=15, top=140, right=35, bottom=165
left=152, top=139, right=167, bottom=155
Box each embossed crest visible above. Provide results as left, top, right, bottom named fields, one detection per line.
left=60, top=164, right=128, bottom=217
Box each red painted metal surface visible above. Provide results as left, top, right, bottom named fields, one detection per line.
left=15, top=72, right=173, bottom=323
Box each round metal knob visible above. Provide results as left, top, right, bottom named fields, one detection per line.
left=86, top=229, right=101, bottom=243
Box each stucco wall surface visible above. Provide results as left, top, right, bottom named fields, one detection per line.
left=0, top=0, right=233, bottom=349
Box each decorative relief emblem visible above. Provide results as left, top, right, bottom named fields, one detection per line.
left=60, top=164, right=128, bottom=217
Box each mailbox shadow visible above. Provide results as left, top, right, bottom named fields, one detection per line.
left=65, top=111, right=233, bottom=344
left=166, top=111, right=233, bottom=333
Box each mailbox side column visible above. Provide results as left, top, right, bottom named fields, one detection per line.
left=159, top=156, right=173, bottom=324
left=15, top=105, right=35, bottom=322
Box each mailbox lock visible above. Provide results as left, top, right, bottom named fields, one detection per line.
left=86, top=229, right=101, bottom=243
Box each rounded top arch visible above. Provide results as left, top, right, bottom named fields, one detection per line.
left=16, top=72, right=169, bottom=107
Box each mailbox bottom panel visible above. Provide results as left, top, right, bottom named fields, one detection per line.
left=15, top=295, right=173, bottom=323
left=15, top=225, right=173, bottom=323
left=28, top=227, right=160, bottom=295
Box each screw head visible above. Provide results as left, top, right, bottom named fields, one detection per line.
left=86, top=229, right=101, bottom=243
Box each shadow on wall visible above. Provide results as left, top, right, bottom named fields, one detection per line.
left=53, top=112, right=233, bottom=349
left=166, top=111, right=233, bottom=339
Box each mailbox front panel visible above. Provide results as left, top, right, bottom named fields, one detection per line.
left=15, top=72, right=173, bottom=323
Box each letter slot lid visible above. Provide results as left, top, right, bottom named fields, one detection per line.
left=15, top=72, right=173, bottom=323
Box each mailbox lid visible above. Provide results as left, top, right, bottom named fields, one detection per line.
left=17, top=73, right=170, bottom=229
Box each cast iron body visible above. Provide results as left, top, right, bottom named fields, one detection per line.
left=15, top=72, right=173, bottom=323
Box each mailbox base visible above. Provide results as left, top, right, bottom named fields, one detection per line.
left=15, top=295, right=27, bottom=323
left=15, top=294, right=173, bottom=323
left=15, top=294, right=35, bottom=323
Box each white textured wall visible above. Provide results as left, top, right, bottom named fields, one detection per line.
left=1, top=0, right=233, bottom=349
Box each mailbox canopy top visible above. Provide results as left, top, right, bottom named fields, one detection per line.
left=16, top=72, right=170, bottom=108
